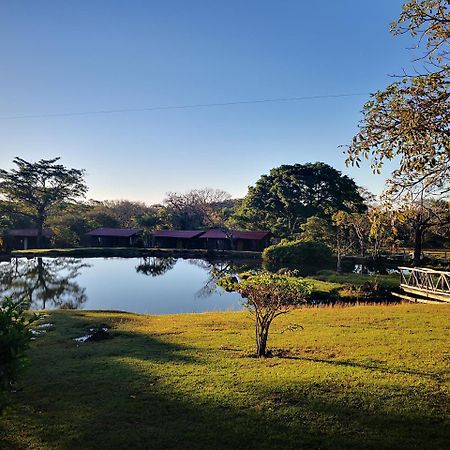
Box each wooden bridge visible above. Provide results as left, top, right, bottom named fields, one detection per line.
left=394, top=267, right=450, bottom=304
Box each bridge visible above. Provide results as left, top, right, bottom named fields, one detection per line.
left=395, top=267, right=450, bottom=304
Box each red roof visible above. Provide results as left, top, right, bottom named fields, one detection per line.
left=152, top=230, right=204, bottom=239
left=86, top=228, right=142, bottom=237
left=8, top=228, right=53, bottom=237
left=199, top=230, right=270, bottom=240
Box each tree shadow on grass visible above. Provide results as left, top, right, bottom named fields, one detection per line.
left=1, top=312, right=449, bottom=450
left=271, top=351, right=447, bottom=381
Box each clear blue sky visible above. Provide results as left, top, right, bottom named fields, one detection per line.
left=0, top=0, right=415, bottom=204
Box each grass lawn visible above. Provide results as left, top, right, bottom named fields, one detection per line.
left=1, top=304, right=449, bottom=450
left=312, top=272, right=400, bottom=289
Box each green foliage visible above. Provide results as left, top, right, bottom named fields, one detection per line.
left=263, top=240, right=334, bottom=275
left=298, top=216, right=335, bottom=247
left=347, top=0, right=449, bottom=190
left=0, top=298, right=38, bottom=412
left=0, top=157, right=87, bottom=245
left=218, top=272, right=312, bottom=356
left=218, top=272, right=312, bottom=308
left=233, top=162, right=365, bottom=237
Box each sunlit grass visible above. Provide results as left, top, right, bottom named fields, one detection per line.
left=1, top=304, right=449, bottom=449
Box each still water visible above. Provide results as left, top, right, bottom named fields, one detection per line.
left=0, top=257, right=259, bottom=314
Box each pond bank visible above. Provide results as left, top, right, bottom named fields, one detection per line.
left=10, top=246, right=263, bottom=260
left=1, top=305, right=449, bottom=449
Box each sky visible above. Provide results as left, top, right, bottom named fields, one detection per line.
left=0, top=0, right=416, bottom=204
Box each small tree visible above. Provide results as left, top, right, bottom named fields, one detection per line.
left=218, top=273, right=312, bottom=357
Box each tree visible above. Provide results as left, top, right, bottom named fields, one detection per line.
left=385, top=172, right=450, bottom=265
left=0, top=158, right=87, bottom=246
left=164, top=188, right=232, bottom=230
left=331, top=211, right=359, bottom=272
left=367, top=207, right=398, bottom=257
left=92, top=200, right=153, bottom=228
left=298, top=216, right=335, bottom=247
left=218, top=272, right=312, bottom=357
left=233, top=162, right=365, bottom=237
left=346, top=0, right=449, bottom=191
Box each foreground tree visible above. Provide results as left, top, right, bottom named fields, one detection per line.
left=0, top=158, right=87, bottom=246
left=0, top=298, right=38, bottom=412
left=346, top=0, right=449, bottom=191
left=218, top=272, right=312, bottom=357
left=233, top=162, right=365, bottom=237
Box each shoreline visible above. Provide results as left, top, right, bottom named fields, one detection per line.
left=7, top=246, right=263, bottom=260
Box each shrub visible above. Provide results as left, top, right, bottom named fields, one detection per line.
left=263, top=240, right=334, bottom=275
left=0, top=298, right=38, bottom=413
left=218, top=272, right=312, bottom=357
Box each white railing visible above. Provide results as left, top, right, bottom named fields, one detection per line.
left=399, top=266, right=450, bottom=302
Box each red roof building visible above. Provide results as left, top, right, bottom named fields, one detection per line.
left=151, top=230, right=204, bottom=249
left=6, top=228, right=53, bottom=250
left=85, top=228, right=143, bottom=247
left=198, top=229, right=271, bottom=251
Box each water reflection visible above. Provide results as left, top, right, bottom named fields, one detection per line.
left=135, top=257, right=177, bottom=277
left=189, top=259, right=257, bottom=298
left=0, top=257, right=90, bottom=309
left=0, top=256, right=259, bottom=314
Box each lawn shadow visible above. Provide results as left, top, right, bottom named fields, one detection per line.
left=271, top=350, right=447, bottom=381
left=1, top=312, right=449, bottom=450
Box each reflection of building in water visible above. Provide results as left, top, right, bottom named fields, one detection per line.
left=0, top=257, right=89, bottom=309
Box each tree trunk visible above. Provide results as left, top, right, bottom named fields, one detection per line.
left=413, top=226, right=423, bottom=267
left=336, top=252, right=343, bottom=273
left=36, top=214, right=44, bottom=248
left=255, top=322, right=270, bottom=357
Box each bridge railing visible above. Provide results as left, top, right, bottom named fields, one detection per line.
left=399, top=267, right=450, bottom=300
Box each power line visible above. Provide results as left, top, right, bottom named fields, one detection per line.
left=0, top=92, right=370, bottom=120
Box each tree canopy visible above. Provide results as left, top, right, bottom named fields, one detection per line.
left=234, top=162, right=365, bottom=237
left=0, top=157, right=87, bottom=244
left=346, top=0, right=449, bottom=190
left=218, top=272, right=312, bottom=357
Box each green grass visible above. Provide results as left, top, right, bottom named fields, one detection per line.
left=313, top=271, right=400, bottom=289
left=1, top=305, right=449, bottom=449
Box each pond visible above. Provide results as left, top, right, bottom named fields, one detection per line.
left=0, top=257, right=260, bottom=314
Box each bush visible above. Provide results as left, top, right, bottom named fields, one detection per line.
left=263, top=240, right=334, bottom=275
left=0, top=298, right=38, bottom=412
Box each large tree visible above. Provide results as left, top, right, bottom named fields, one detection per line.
left=0, top=157, right=87, bottom=246
left=164, top=188, right=232, bottom=230
left=233, top=162, right=365, bottom=237
left=346, top=0, right=449, bottom=191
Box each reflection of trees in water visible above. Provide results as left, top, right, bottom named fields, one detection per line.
left=188, top=259, right=260, bottom=298
left=135, top=257, right=177, bottom=277
left=0, top=257, right=90, bottom=310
